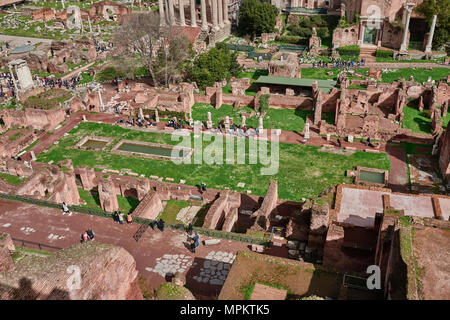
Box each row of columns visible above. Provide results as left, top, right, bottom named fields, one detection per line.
left=158, top=0, right=229, bottom=30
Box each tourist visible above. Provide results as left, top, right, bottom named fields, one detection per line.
left=87, top=229, right=95, bottom=240
left=62, top=202, right=70, bottom=214
left=190, top=232, right=199, bottom=253
left=187, top=223, right=194, bottom=235
left=365, top=137, right=371, bottom=146
left=201, top=181, right=206, bottom=192
left=118, top=212, right=124, bottom=224
left=158, top=218, right=165, bottom=231
left=113, top=211, right=119, bottom=222
left=337, top=137, right=342, bottom=148
left=126, top=213, right=132, bottom=224
left=82, top=231, right=89, bottom=243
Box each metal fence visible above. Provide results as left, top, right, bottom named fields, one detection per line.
left=278, top=44, right=307, bottom=52
left=226, top=43, right=255, bottom=52
left=408, top=41, right=423, bottom=51
left=283, top=7, right=327, bottom=14
left=0, top=193, right=269, bottom=246
left=248, top=52, right=273, bottom=60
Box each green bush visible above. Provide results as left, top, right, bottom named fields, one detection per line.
left=259, top=94, right=270, bottom=113
left=337, top=45, right=360, bottom=56
left=375, top=49, right=394, bottom=58
left=276, top=35, right=303, bottom=44
left=143, top=109, right=185, bottom=120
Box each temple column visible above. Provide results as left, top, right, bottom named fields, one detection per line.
left=218, top=0, right=224, bottom=28
left=211, top=0, right=219, bottom=30
left=425, top=14, right=437, bottom=54
left=200, top=0, right=208, bottom=30
left=190, top=0, right=197, bottom=27
left=223, top=0, right=229, bottom=24
left=400, top=3, right=415, bottom=52
left=158, top=0, right=166, bottom=26
left=168, top=0, right=176, bottom=25
left=358, top=22, right=364, bottom=45
left=179, top=0, right=186, bottom=26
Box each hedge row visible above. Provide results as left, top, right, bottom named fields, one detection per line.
left=142, top=109, right=186, bottom=120
left=375, top=49, right=394, bottom=58
left=337, top=45, right=360, bottom=56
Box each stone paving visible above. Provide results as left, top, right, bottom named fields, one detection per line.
left=192, top=251, right=236, bottom=286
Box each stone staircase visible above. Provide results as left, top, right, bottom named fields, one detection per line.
left=360, top=46, right=377, bottom=63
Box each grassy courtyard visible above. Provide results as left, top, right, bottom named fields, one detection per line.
left=37, top=122, right=390, bottom=202
left=192, top=103, right=312, bottom=132
left=402, top=106, right=450, bottom=135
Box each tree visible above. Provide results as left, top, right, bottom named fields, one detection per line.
left=188, top=43, right=242, bottom=90
left=112, top=12, right=193, bottom=86
left=415, top=0, right=450, bottom=50
left=238, top=0, right=278, bottom=38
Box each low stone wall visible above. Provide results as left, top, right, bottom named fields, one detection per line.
left=132, top=191, right=163, bottom=220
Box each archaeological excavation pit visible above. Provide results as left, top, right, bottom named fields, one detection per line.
left=110, top=139, right=193, bottom=161
left=74, top=135, right=115, bottom=151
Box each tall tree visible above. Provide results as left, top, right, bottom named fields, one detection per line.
left=188, top=43, right=242, bottom=90
left=238, top=0, right=278, bottom=38
left=416, top=0, right=450, bottom=50
left=112, top=12, right=193, bottom=86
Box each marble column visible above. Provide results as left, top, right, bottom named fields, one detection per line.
left=179, top=0, right=186, bottom=26
left=400, top=3, right=415, bottom=52
left=158, top=0, right=166, bottom=26
left=218, top=0, right=224, bottom=28
left=223, top=0, right=229, bottom=24
left=425, top=14, right=437, bottom=54
left=211, top=0, right=219, bottom=30
left=358, top=22, right=364, bottom=45
left=168, top=0, right=176, bottom=25
left=190, top=0, right=197, bottom=27
left=200, top=0, right=208, bottom=30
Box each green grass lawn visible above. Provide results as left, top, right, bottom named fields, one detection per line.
left=381, top=68, right=449, bottom=84
left=402, top=106, right=450, bottom=135
left=78, top=188, right=139, bottom=213
left=301, top=68, right=369, bottom=81
left=192, top=103, right=312, bottom=132
left=37, top=122, right=391, bottom=202
left=157, top=199, right=191, bottom=224
left=0, top=173, right=24, bottom=185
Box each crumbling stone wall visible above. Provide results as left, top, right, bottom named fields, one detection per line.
left=98, top=175, right=119, bottom=212
left=439, top=125, right=450, bottom=184
left=202, top=190, right=241, bottom=230
left=132, top=191, right=162, bottom=220
left=0, top=241, right=143, bottom=300
left=250, top=180, right=278, bottom=231
left=0, top=107, right=65, bottom=131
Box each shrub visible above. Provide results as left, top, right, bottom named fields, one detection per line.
left=375, top=49, right=394, bottom=58
left=259, top=94, right=270, bottom=113
left=337, top=45, right=360, bottom=56
left=276, top=35, right=302, bottom=44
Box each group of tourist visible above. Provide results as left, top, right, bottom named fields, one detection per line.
left=115, top=116, right=159, bottom=128
left=81, top=229, right=95, bottom=243
left=38, top=74, right=81, bottom=90
left=113, top=211, right=132, bottom=224
left=0, top=71, right=17, bottom=99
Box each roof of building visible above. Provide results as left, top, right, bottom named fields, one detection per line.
left=254, top=76, right=337, bottom=93
left=10, top=45, right=35, bottom=55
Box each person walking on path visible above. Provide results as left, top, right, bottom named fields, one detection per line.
left=190, top=232, right=199, bottom=253
left=337, top=137, right=342, bottom=148
left=62, top=202, right=70, bottom=215
left=158, top=218, right=165, bottom=231
left=118, top=212, right=124, bottom=225
left=201, top=181, right=206, bottom=193
left=87, top=229, right=95, bottom=240
left=126, top=213, right=132, bottom=224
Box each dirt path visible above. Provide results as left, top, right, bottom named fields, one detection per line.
left=0, top=198, right=258, bottom=299
left=386, top=143, right=409, bottom=193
